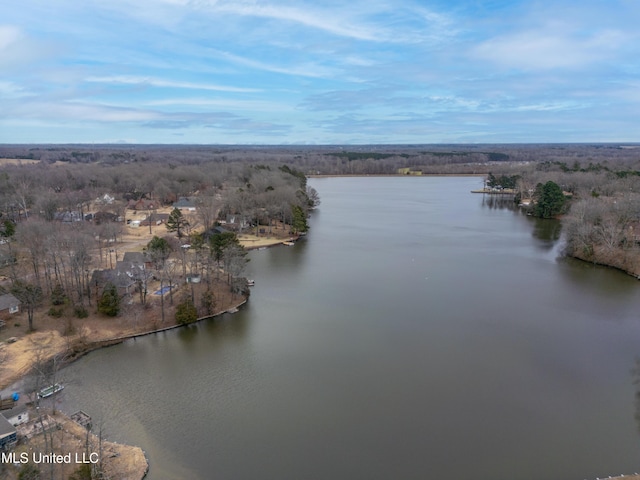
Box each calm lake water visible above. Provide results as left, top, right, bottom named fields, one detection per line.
left=60, top=177, right=640, bottom=480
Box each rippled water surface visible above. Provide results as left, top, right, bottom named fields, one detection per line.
left=61, top=177, right=640, bottom=480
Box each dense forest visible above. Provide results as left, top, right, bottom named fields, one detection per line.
left=1, top=143, right=639, bottom=317
left=0, top=147, right=322, bottom=337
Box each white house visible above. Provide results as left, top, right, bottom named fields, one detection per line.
left=0, top=293, right=20, bottom=321
left=2, top=405, right=29, bottom=427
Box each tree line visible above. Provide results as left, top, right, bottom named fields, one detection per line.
left=0, top=155, right=318, bottom=330
left=504, top=157, right=640, bottom=276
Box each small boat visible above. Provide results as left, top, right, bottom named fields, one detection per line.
left=283, top=241, right=295, bottom=246
left=247, top=279, right=255, bottom=286
left=38, top=383, right=64, bottom=399
left=226, top=307, right=239, bottom=314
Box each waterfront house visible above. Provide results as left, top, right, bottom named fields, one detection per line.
left=203, top=225, right=230, bottom=240
left=122, top=252, right=151, bottom=267
left=90, top=265, right=140, bottom=298
left=2, top=405, right=29, bottom=427
left=0, top=293, right=20, bottom=320
left=0, top=414, right=17, bottom=451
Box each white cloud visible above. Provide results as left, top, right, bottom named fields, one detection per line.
left=0, top=24, right=53, bottom=68
left=0, top=25, right=21, bottom=49
left=85, top=75, right=260, bottom=93
left=472, top=21, right=629, bottom=71
left=0, top=81, right=30, bottom=99
left=213, top=50, right=338, bottom=78
left=5, top=101, right=159, bottom=123
left=146, top=97, right=295, bottom=112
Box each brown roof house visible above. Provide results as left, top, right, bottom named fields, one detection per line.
left=0, top=293, right=20, bottom=321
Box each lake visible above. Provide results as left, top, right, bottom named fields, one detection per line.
left=60, top=176, right=640, bottom=480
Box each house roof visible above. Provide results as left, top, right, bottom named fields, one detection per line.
left=90, top=269, right=136, bottom=290
left=173, top=197, right=196, bottom=208
left=0, top=293, right=20, bottom=311
left=203, top=226, right=230, bottom=239
left=122, top=252, right=148, bottom=264
left=0, top=414, right=16, bottom=437
left=1, top=405, right=27, bottom=420
left=141, top=213, right=170, bottom=225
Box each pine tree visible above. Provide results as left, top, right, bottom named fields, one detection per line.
left=175, top=296, right=198, bottom=325
left=291, top=204, right=308, bottom=234
left=166, top=208, right=189, bottom=238
left=97, top=282, right=120, bottom=317
left=534, top=181, right=566, bottom=219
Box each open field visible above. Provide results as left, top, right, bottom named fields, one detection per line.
left=0, top=158, right=40, bottom=166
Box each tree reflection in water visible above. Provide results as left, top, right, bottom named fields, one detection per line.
left=480, top=193, right=518, bottom=211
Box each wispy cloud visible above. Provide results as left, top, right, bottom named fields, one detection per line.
left=472, top=28, right=628, bottom=70
left=1, top=1, right=638, bottom=143
left=0, top=24, right=55, bottom=68
left=85, top=75, right=260, bottom=93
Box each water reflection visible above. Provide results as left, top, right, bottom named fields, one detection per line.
left=480, top=193, right=518, bottom=210
left=177, top=324, right=199, bottom=343
left=59, top=177, right=640, bottom=480
left=632, top=358, right=640, bottom=435
left=202, top=309, right=250, bottom=339
left=527, top=217, right=562, bottom=253
left=558, top=256, right=639, bottom=297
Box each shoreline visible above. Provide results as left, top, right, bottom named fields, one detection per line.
left=567, top=250, right=640, bottom=280
left=0, top=233, right=293, bottom=478
left=1, top=295, right=248, bottom=390
left=61, top=298, right=249, bottom=367
left=308, top=173, right=486, bottom=178
left=0, top=295, right=248, bottom=480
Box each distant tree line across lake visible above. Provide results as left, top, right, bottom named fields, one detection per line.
left=0, top=143, right=639, bottom=279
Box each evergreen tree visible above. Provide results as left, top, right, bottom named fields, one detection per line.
left=97, top=282, right=120, bottom=316
left=291, top=204, right=308, bottom=234
left=145, top=235, right=172, bottom=269
left=166, top=208, right=189, bottom=238
left=534, top=181, right=566, bottom=218
left=209, top=231, right=241, bottom=263
left=175, top=296, right=198, bottom=325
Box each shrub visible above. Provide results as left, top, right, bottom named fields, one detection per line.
left=74, top=305, right=88, bottom=318
left=98, top=283, right=120, bottom=317
left=51, top=283, right=68, bottom=305
left=175, top=297, right=198, bottom=325
left=48, top=307, right=64, bottom=318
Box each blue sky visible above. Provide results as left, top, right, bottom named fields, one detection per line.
left=1, top=0, right=638, bottom=144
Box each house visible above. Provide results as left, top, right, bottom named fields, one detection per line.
left=2, top=405, right=29, bottom=427
left=90, top=265, right=140, bottom=298
left=95, top=193, right=115, bottom=205
left=0, top=293, right=20, bottom=320
left=94, top=211, right=118, bottom=224
left=122, top=252, right=153, bottom=269
left=0, top=414, right=17, bottom=451
left=172, top=197, right=196, bottom=211
left=224, top=215, right=248, bottom=229
left=140, top=212, right=170, bottom=226
left=127, top=199, right=157, bottom=211
left=397, top=167, right=422, bottom=175
left=54, top=210, right=83, bottom=222
left=203, top=225, right=230, bottom=240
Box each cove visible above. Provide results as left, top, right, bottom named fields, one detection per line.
left=60, top=176, right=640, bottom=480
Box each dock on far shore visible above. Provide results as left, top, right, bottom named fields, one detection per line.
left=471, top=188, right=516, bottom=194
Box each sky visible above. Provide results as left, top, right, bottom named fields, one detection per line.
left=0, top=0, right=639, bottom=144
